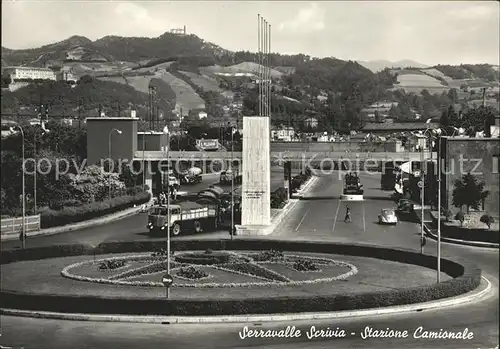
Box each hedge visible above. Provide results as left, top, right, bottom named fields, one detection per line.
left=40, top=191, right=151, bottom=228
left=0, top=240, right=481, bottom=316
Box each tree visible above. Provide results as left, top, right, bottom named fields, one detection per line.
left=452, top=173, right=490, bottom=213
left=440, top=108, right=450, bottom=128
left=480, top=214, right=494, bottom=229
left=460, top=106, right=497, bottom=136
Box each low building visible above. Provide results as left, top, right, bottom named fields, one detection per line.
left=362, top=121, right=440, bottom=135
left=271, top=126, right=295, bottom=142
left=56, top=69, right=78, bottom=83
left=304, top=117, right=318, bottom=128
left=440, top=137, right=499, bottom=218
left=3, top=66, right=56, bottom=82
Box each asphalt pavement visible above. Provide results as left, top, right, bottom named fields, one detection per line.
left=1, top=170, right=498, bottom=349
left=0, top=169, right=289, bottom=250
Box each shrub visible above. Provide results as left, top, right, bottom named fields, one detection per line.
left=177, top=266, right=208, bottom=279
left=126, top=185, right=145, bottom=196
left=98, top=260, right=125, bottom=270
left=151, top=248, right=174, bottom=259
left=442, top=208, right=453, bottom=222
left=252, top=250, right=284, bottom=262
left=292, top=259, right=318, bottom=271
left=40, top=191, right=150, bottom=228
left=480, top=214, right=494, bottom=229
left=175, top=251, right=231, bottom=265
left=455, top=211, right=465, bottom=226
left=49, top=199, right=84, bottom=210
left=271, top=187, right=288, bottom=209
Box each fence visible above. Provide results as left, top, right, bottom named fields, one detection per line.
left=0, top=214, right=41, bottom=237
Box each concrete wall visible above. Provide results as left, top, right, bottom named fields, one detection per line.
left=241, top=116, right=271, bottom=226
left=86, top=117, right=138, bottom=165
left=271, top=141, right=402, bottom=153
left=442, top=137, right=499, bottom=218
left=137, top=133, right=169, bottom=151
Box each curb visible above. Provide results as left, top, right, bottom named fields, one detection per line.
left=292, top=175, right=319, bottom=199
left=0, top=276, right=491, bottom=324
left=423, top=224, right=499, bottom=249
left=0, top=202, right=151, bottom=242
left=261, top=176, right=318, bottom=235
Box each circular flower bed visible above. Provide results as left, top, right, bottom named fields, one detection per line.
left=61, top=251, right=358, bottom=288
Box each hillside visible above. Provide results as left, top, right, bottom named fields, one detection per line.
left=0, top=77, right=175, bottom=118
left=1, top=33, right=231, bottom=68
left=358, top=59, right=429, bottom=72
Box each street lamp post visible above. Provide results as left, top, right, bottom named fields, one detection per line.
left=163, top=125, right=172, bottom=299
left=419, top=128, right=434, bottom=254
left=11, top=126, right=26, bottom=249
left=434, top=127, right=458, bottom=283
left=34, top=122, right=49, bottom=214
left=230, top=124, right=236, bottom=240
left=108, top=128, right=122, bottom=200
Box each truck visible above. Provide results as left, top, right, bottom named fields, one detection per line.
left=162, top=170, right=180, bottom=190
left=220, top=168, right=242, bottom=184
left=147, top=201, right=220, bottom=236
left=179, top=167, right=203, bottom=184
left=343, top=172, right=364, bottom=195
left=381, top=165, right=397, bottom=191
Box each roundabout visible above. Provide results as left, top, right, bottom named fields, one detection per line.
left=0, top=239, right=482, bottom=316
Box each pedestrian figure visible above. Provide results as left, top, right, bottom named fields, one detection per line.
left=344, top=205, right=351, bottom=223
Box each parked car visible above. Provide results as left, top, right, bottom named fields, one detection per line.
left=396, top=199, right=414, bottom=213
left=378, top=208, right=398, bottom=225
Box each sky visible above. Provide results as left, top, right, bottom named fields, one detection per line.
left=2, top=1, right=499, bottom=65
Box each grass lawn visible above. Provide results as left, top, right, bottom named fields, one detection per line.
left=1, top=252, right=451, bottom=300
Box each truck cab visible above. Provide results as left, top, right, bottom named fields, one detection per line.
left=343, top=172, right=364, bottom=195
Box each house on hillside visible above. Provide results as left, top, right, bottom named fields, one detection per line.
left=304, top=117, right=318, bottom=128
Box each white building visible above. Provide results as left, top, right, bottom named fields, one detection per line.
left=271, top=126, right=295, bottom=141
left=4, top=66, right=56, bottom=81
left=56, top=69, right=78, bottom=83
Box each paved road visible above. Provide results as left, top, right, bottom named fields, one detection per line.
left=1, top=169, right=289, bottom=250
left=1, top=171, right=498, bottom=349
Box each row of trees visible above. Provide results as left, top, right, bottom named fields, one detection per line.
left=440, top=105, right=497, bottom=137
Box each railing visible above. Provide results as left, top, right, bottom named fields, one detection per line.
left=0, top=214, right=41, bottom=237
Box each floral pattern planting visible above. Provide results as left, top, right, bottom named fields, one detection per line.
left=61, top=251, right=358, bottom=288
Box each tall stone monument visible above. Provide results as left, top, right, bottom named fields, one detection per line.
left=236, top=116, right=271, bottom=235
left=235, top=14, right=273, bottom=236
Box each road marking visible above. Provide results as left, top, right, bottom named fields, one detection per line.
left=295, top=207, right=310, bottom=232
left=332, top=199, right=341, bottom=232
left=362, top=202, right=366, bottom=232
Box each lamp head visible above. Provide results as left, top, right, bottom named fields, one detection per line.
left=117, top=130, right=123, bottom=135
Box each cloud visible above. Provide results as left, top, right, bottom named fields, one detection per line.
left=113, top=2, right=176, bottom=36
left=278, top=3, right=325, bottom=33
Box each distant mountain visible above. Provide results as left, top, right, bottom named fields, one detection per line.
left=357, top=59, right=430, bottom=72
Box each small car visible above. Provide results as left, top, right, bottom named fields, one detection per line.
left=379, top=208, right=398, bottom=225
left=396, top=199, right=414, bottom=213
